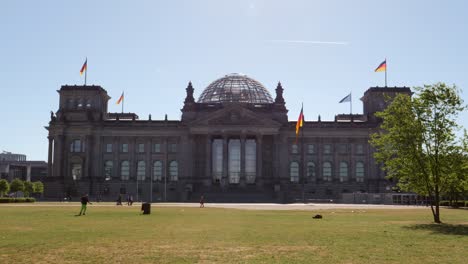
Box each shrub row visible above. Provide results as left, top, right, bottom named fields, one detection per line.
left=439, top=200, right=468, bottom=207
left=0, top=197, right=36, bottom=203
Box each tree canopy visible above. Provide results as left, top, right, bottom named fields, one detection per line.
left=370, top=83, right=467, bottom=223
left=0, top=179, right=9, bottom=197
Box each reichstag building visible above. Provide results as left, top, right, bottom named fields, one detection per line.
left=45, top=73, right=411, bottom=202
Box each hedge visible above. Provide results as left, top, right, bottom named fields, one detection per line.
left=0, top=197, right=36, bottom=203
left=439, top=200, right=467, bottom=207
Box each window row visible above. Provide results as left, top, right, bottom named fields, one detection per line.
left=103, top=160, right=178, bottom=181
left=104, top=143, right=177, bottom=153
left=290, top=161, right=365, bottom=183
left=291, top=144, right=365, bottom=155
left=66, top=98, right=92, bottom=109
left=70, top=140, right=178, bottom=154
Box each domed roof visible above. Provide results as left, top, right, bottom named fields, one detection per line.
left=197, top=73, right=274, bottom=104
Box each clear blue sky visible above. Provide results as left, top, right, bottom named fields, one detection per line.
left=1, top=0, right=467, bottom=160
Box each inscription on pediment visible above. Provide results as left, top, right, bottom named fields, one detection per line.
left=208, top=111, right=260, bottom=125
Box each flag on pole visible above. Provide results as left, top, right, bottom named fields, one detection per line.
left=116, top=92, right=124, bottom=105
left=295, top=105, right=304, bottom=137
left=339, top=93, right=351, bottom=103
left=79, top=59, right=87, bottom=75
left=374, top=60, right=387, bottom=72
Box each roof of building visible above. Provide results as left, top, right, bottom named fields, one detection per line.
left=197, top=73, right=274, bottom=104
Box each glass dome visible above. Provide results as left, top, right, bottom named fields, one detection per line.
left=198, top=73, right=274, bottom=104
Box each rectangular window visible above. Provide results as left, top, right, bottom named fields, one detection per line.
left=106, top=143, right=112, bottom=153
left=307, top=144, right=315, bottom=154
left=153, top=143, right=161, bottom=153
left=291, top=144, right=299, bottom=154
left=169, top=143, right=177, bottom=153
left=323, top=144, right=332, bottom=154
left=356, top=144, right=364, bottom=154
left=137, top=143, right=145, bottom=153
left=71, top=139, right=82, bottom=153
left=212, top=139, right=223, bottom=181
left=338, top=144, right=348, bottom=154
left=121, top=143, right=128, bottom=153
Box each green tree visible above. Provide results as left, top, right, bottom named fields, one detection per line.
left=10, top=178, right=25, bottom=197
left=33, top=181, right=44, bottom=195
left=370, top=83, right=467, bottom=223
left=0, top=179, right=9, bottom=197
left=24, top=181, right=34, bottom=198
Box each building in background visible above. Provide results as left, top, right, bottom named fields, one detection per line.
left=45, top=73, right=411, bottom=203
left=0, top=151, right=47, bottom=182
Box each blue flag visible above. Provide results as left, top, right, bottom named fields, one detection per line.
left=339, top=93, right=351, bottom=103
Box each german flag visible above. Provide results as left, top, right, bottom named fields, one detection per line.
left=295, top=105, right=304, bottom=137
left=375, top=60, right=386, bottom=72
left=116, top=92, right=124, bottom=105
left=80, top=59, right=87, bottom=75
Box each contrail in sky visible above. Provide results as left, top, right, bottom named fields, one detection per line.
left=267, top=40, right=349, bottom=45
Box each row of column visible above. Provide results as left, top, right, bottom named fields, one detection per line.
left=205, top=134, right=263, bottom=184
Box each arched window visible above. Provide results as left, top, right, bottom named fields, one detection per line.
left=169, top=161, right=178, bottom=181
left=339, top=162, right=348, bottom=182
left=121, top=161, right=130, bottom=181
left=323, top=162, right=332, bottom=182
left=356, top=162, right=365, bottom=182
left=137, top=161, right=146, bottom=181
left=307, top=161, right=316, bottom=179
left=153, top=161, right=162, bottom=181
left=104, top=161, right=113, bottom=181
left=290, top=162, right=299, bottom=182
left=71, top=164, right=82, bottom=180
left=67, top=99, right=75, bottom=109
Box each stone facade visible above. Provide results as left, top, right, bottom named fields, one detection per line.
left=45, top=75, right=411, bottom=202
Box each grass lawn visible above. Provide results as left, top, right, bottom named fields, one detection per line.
left=0, top=204, right=467, bottom=264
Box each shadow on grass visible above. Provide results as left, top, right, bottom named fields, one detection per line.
left=404, top=223, right=468, bottom=236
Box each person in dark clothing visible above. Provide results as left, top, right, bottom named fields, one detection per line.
left=116, top=194, right=123, bottom=205
left=199, top=195, right=205, bottom=208
left=77, top=194, right=92, bottom=216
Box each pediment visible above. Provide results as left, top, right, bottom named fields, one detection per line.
left=189, top=104, right=281, bottom=127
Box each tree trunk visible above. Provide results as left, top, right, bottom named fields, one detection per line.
left=433, top=189, right=441, bottom=223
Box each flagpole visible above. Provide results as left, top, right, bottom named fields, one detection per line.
left=84, top=58, right=87, bottom=86
left=301, top=102, right=305, bottom=203
left=350, top=92, right=352, bottom=115
left=122, top=92, right=124, bottom=113
left=385, top=58, right=387, bottom=87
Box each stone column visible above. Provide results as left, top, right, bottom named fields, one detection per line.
left=113, top=137, right=119, bottom=181
left=146, top=138, right=152, bottom=182
left=85, top=135, right=93, bottom=194
left=26, top=165, right=31, bottom=182
left=222, top=135, right=229, bottom=185
left=205, top=134, right=211, bottom=185
left=240, top=134, right=246, bottom=186
left=47, top=136, right=53, bottom=178
left=54, top=135, right=64, bottom=180
left=256, top=134, right=263, bottom=185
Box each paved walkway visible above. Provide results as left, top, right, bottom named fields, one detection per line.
left=0, top=202, right=428, bottom=210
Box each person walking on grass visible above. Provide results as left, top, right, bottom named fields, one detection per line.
left=77, top=194, right=92, bottom=216
left=200, top=195, right=205, bottom=208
